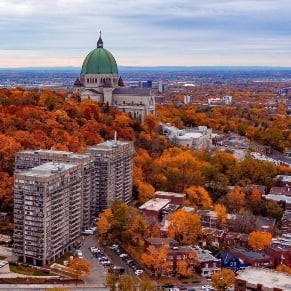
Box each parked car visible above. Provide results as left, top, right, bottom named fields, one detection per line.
left=134, top=269, right=143, bottom=276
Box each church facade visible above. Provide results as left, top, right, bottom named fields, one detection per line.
left=73, top=33, right=155, bottom=122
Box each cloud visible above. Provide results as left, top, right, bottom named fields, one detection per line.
left=1, top=0, right=291, bottom=67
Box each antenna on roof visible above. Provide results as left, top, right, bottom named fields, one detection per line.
left=114, top=131, right=117, bottom=144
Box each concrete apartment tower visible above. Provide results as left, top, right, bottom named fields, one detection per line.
left=85, top=137, right=135, bottom=212
left=13, top=139, right=134, bottom=266
left=14, top=162, right=83, bottom=266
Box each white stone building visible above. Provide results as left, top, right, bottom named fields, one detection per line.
left=73, top=32, right=155, bottom=122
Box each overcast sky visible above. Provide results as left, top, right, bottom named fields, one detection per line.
left=1, top=0, right=291, bottom=68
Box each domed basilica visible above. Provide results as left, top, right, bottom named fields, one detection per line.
left=73, top=32, right=155, bottom=122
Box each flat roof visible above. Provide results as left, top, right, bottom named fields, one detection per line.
left=139, top=198, right=171, bottom=212
left=155, top=191, right=186, bottom=198
left=17, top=149, right=90, bottom=160
left=87, top=140, right=132, bottom=151
left=18, top=162, right=76, bottom=177
left=236, top=267, right=291, bottom=290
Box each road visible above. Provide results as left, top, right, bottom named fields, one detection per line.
left=79, top=234, right=107, bottom=286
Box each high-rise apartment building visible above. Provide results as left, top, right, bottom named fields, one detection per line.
left=15, top=150, right=94, bottom=229
left=14, top=162, right=83, bottom=266
left=13, top=140, right=134, bottom=266
left=85, top=140, right=135, bottom=212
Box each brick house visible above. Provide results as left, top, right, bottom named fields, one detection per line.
left=223, top=232, right=249, bottom=248
left=229, top=247, right=274, bottom=268
left=144, top=238, right=221, bottom=277
left=265, top=234, right=291, bottom=267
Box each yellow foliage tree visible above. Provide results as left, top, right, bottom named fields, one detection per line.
left=248, top=231, right=272, bottom=251
left=211, top=268, right=235, bottom=290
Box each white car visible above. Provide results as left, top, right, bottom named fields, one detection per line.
left=202, top=285, right=213, bottom=290
left=134, top=269, right=143, bottom=276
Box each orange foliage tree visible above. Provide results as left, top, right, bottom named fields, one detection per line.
left=66, top=258, right=92, bottom=283
left=214, top=203, right=227, bottom=229
left=97, top=208, right=113, bottom=242
left=211, top=268, right=235, bottom=290
left=184, top=185, right=212, bottom=209
left=167, top=209, right=201, bottom=245
left=248, top=231, right=272, bottom=251
left=226, top=186, right=245, bottom=213
left=276, top=264, right=291, bottom=275
left=141, top=244, right=171, bottom=278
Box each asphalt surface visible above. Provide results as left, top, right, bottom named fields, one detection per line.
left=79, top=234, right=107, bottom=286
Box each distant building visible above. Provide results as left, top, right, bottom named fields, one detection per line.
left=235, top=267, right=291, bottom=291
left=184, top=95, right=192, bottom=104
left=208, top=96, right=232, bottom=106
left=73, top=32, right=155, bottom=122
left=161, top=123, right=212, bottom=149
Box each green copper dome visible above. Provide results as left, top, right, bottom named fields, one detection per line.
left=81, top=33, right=118, bottom=75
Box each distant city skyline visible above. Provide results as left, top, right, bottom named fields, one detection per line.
left=1, top=0, right=291, bottom=68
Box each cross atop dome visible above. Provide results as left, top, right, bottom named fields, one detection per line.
left=97, top=31, right=103, bottom=48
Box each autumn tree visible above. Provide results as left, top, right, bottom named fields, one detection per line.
left=214, top=203, right=227, bottom=229
left=248, top=231, right=272, bottom=251
left=153, top=148, right=211, bottom=192
left=97, top=208, right=113, bottom=242
left=249, top=187, right=263, bottom=215
left=176, top=251, right=197, bottom=278
left=167, top=209, right=202, bottom=245
left=136, top=181, right=155, bottom=204
left=127, top=212, right=148, bottom=247
left=211, top=268, right=235, bottom=290
left=185, top=185, right=212, bottom=209
left=276, top=264, right=291, bottom=275
left=226, top=186, right=245, bottom=213
left=141, top=244, right=171, bottom=278
left=264, top=200, right=284, bottom=221
left=176, top=260, right=193, bottom=278
left=66, top=258, right=92, bottom=284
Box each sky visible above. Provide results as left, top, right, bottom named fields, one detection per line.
left=1, top=0, right=291, bottom=68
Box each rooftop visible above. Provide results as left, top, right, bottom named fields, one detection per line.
left=155, top=191, right=186, bottom=199
left=18, top=162, right=76, bottom=177
left=139, top=198, right=171, bottom=212
left=231, top=247, right=272, bottom=260
left=236, top=267, right=291, bottom=290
